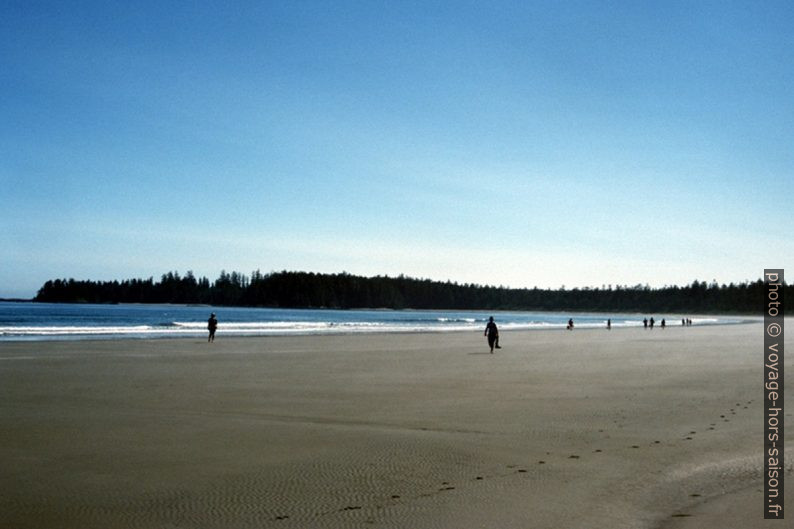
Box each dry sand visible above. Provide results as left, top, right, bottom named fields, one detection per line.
left=0, top=321, right=791, bottom=528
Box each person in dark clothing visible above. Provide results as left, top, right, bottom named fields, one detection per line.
left=643, top=318, right=648, bottom=329
left=566, top=318, right=574, bottom=330
left=649, top=317, right=655, bottom=329
left=661, top=318, right=666, bottom=329
left=607, top=318, right=611, bottom=330
left=484, top=316, right=500, bottom=353
left=208, top=313, right=218, bottom=342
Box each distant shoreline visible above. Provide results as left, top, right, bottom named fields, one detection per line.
left=1, top=298, right=762, bottom=317
left=0, top=301, right=758, bottom=342
left=1, top=319, right=764, bottom=345
left=31, top=271, right=789, bottom=314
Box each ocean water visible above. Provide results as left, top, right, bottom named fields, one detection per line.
left=0, top=302, right=745, bottom=341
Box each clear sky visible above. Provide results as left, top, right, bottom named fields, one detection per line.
left=2, top=1, right=792, bottom=298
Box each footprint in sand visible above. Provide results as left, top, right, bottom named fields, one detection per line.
left=594, top=449, right=603, bottom=453
left=517, top=469, right=527, bottom=473
left=538, top=460, right=546, bottom=464
left=684, top=437, right=693, bottom=440
left=391, top=495, right=400, bottom=499
left=690, top=493, right=701, bottom=497
left=475, top=476, right=483, bottom=480
left=569, top=454, right=580, bottom=459
left=653, top=440, right=660, bottom=444
left=631, top=445, right=639, bottom=449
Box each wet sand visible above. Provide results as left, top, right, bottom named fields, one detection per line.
left=0, top=321, right=791, bottom=528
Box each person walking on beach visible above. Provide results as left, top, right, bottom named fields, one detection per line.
left=643, top=318, right=648, bottom=329
left=566, top=318, right=574, bottom=330
left=661, top=318, right=666, bottom=329
left=649, top=317, right=655, bottom=329
left=607, top=318, right=611, bottom=330
left=484, top=316, right=501, bottom=353
left=208, top=313, right=218, bottom=342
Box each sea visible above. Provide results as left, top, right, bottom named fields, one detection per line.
left=0, top=302, right=749, bottom=341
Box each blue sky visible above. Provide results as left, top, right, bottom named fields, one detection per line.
left=2, top=1, right=792, bottom=298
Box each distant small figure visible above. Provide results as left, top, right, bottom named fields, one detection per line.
left=484, top=316, right=501, bottom=353
left=643, top=318, right=648, bottom=329
left=208, top=313, right=218, bottom=342
left=687, top=318, right=693, bottom=326
left=566, top=318, right=574, bottom=330
left=661, top=318, right=666, bottom=329
left=649, top=317, right=655, bottom=329
left=606, top=318, right=611, bottom=330
left=682, top=318, right=686, bottom=326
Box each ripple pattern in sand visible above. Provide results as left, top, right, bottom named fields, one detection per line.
left=3, top=439, right=499, bottom=528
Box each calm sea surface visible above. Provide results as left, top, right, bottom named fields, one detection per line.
left=0, top=302, right=747, bottom=341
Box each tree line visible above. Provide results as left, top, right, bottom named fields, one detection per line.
left=32, top=270, right=788, bottom=314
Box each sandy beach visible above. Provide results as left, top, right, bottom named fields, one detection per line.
left=0, top=321, right=790, bottom=528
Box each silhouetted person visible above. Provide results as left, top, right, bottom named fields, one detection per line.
left=682, top=318, right=686, bottom=326
left=484, top=316, right=500, bottom=353
left=661, top=318, right=666, bottom=329
left=607, top=318, right=611, bottom=330
left=643, top=318, right=648, bottom=329
left=649, top=317, right=655, bottom=329
left=208, top=313, right=218, bottom=342
left=566, top=318, right=574, bottom=330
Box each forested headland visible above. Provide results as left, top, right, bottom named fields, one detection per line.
left=32, top=270, right=788, bottom=314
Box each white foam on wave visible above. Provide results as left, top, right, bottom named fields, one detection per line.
left=0, top=326, right=157, bottom=336
left=0, top=315, right=742, bottom=339
left=691, top=318, right=720, bottom=324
